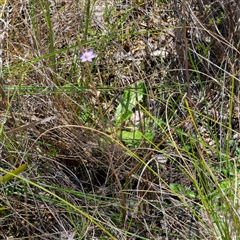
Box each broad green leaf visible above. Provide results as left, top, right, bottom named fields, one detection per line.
left=120, top=130, right=142, bottom=147
left=114, top=82, right=145, bottom=126
left=118, top=129, right=154, bottom=147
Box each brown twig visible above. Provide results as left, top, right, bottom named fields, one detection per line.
left=0, top=77, right=16, bottom=125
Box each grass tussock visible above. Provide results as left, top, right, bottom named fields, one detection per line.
left=0, top=0, right=239, bottom=239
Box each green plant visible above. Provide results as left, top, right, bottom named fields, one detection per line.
left=1, top=0, right=239, bottom=239
left=113, top=82, right=156, bottom=147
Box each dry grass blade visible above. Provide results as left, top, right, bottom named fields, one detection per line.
left=5, top=115, right=57, bottom=135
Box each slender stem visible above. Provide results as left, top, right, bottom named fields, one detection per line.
left=182, top=1, right=208, bottom=194
left=85, top=63, right=127, bottom=226
left=83, top=0, right=91, bottom=41
left=40, top=0, right=58, bottom=85
left=0, top=164, right=28, bottom=183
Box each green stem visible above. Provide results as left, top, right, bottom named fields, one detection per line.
left=83, top=0, right=91, bottom=41
left=39, top=0, right=58, bottom=85
left=0, top=164, right=28, bottom=183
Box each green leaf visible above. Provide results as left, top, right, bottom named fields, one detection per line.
left=118, top=128, right=154, bottom=147
left=120, top=130, right=143, bottom=147
left=170, top=183, right=198, bottom=199
left=114, top=82, right=145, bottom=126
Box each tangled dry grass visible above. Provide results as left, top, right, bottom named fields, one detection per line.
left=0, top=0, right=239, bottom=239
